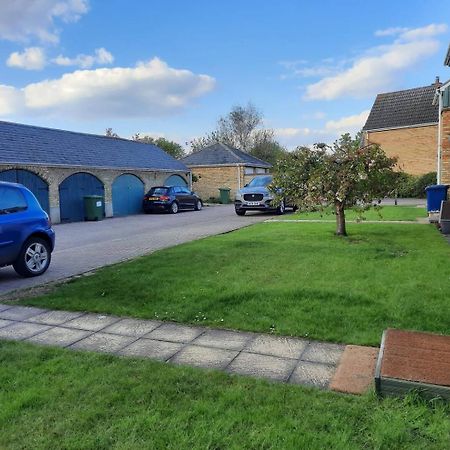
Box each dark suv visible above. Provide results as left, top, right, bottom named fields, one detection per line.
left=0, top=182, right=55, bottom=277
left=143, top=186, right=203, bottom=214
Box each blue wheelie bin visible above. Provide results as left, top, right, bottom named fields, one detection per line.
left=425, top=185, right=449, bottom=212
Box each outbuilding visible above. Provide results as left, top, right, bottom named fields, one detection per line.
left=0, top=121, right=190, bottom=223
left=181, top=143, right=272, bottom=200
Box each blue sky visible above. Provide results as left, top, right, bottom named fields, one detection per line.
left=0, top=0, right=449, bottom=148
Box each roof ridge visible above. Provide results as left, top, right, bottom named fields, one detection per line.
left=0, top=120, right=153, bottom=148
left=376, top=84, right=437, bottom=97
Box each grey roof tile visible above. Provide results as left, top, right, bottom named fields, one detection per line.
left=0, top=121, right=188, bottom=172
left=363, top=84, right=438, bottom=131
left=181, top=143, right=272, bottom=168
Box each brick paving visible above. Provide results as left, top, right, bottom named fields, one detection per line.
left=0, top=303, right=360, bottom=390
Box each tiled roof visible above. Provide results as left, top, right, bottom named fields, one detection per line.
left=363, top=84, right=439, bottom=131
left=181, top=143, right=272, bottom=167
left=0, top=121, right=189, bottom=172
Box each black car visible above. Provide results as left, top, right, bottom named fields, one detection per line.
left=143, top=186, right=203, bottom=214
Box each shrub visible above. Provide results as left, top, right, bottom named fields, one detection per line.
left=395, top=172, right=437, bottom=198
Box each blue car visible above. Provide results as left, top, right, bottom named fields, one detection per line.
left=0, top=181, right=55, bottom=277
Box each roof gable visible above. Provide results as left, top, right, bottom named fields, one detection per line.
left=363, top=84, right=438, bottom=131
left=181, top=143, right=272, bottom=167
left=0, top=121, right=188, bottom=172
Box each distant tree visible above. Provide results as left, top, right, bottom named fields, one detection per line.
left=189, top=102, right=285, bottom=164
left=105, top=128, right=119, bottom=138
left=133, top=134, right=185, bottom=159
left=250, top=129, right=287, bottom=165
left=271, top=133, right=398, bottom=236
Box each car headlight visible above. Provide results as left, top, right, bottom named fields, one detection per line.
left=235, top=192, right=243, bottom=200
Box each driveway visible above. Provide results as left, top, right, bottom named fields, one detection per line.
left=0, top=205, right=269, bottom=297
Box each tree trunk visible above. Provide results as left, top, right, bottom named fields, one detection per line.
left=335, top=201, right=347, bottom=236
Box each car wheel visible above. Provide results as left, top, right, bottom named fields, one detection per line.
left=13, top=237, right=51, bottom=278
left=276, top=200, right=286, bottom=215
left=235, top=209, right=246, bottom=216
left=194, top=200, right=202, bottom=211
left=170, top=201, right=179, bottom=214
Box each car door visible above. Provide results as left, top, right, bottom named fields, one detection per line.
left=0, top=186, right=29, bottom=265
left=181, top=187, right=196, bottom=208
left=173, top=186, right=188, bottom=209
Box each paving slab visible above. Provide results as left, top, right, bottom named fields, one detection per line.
left=330, top=345, right=379, bottom=395
left=0, top=322, right=51, bottom=341
left=27, top=310, right=86, bottom=326
left=0, top=304, right=13, bottom=312
left=192, top=329, right=253, bottom=351
left=0, top=319, right=15, bottom=329
left=118, top=338, right=183, bottom=361
left=0, top=305, right=48, bottom=321
left=145, top=323, right=204, bottom=343
left=69, top=332, right=136, bottom=353
left=290, top=361, right=335, bottom=388
left=245, top=334, right=308, bottom=359
left=301, top=342, right=345, bottom=365
left=26, top=327, right=92, bottom=347
left=170, top=344, right=238, bottom=369
left=227, top=352, right=296, bottom=382
left=63, top=313, right=121, bottom=332
left=101, top=318, right=161, bottom=337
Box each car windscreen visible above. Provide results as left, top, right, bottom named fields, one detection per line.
left=148, top=187, right=169, bottom=195
left=247, top=176, right=273, bottom=188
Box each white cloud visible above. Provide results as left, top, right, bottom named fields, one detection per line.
left=0, top=57, right=215, bottom=119
left=0, top=85, right=24, bottom=116
left=0, top=0, right=89, bottom=43
left=6, top=47, right=46, bottom=70
left=274, top=110, right=370, bottom=148
left=325, top=110, right=370, bottom=134
left=53, top=48, right=114, bottom=68
left=304, top=23, right=447, bottom=101
left=374, top=27, right=409, bottom=37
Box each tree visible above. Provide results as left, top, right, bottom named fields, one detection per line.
left=133, top=134, right=185, bottom=159
left=249, top=129, right=287, bottom=165
left=105, top=128, right=119, bottom=138
left=189, top=103, right=286, bottom=164
left=271, top=133, right=398, bottom=236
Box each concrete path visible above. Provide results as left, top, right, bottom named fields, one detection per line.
left=0, top=205, right=269, bottom=297
left=0, top=303, right=348, bottom=389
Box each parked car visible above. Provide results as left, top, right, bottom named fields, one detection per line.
left=143, top=186, right=203, bottom=214
left=0, top=181, right=55, bottom=277
left=234, top=175, right=295, bottom=216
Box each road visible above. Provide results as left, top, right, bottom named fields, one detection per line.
left=0, top=205, right=269, bottom=297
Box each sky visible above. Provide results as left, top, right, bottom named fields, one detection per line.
left=0, top=0, right=449, bottom=149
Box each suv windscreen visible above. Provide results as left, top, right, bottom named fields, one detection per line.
left=148, top=187, right=169, bottom=196
left=0, top=187, right=28, bottom=214
left=247, top=176, right=273, bottom=188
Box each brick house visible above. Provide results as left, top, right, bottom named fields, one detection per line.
left=181, top=143, right=272, bottom=200
left=0, top=121, right=190, bottom=223
left=434, top=46, right=450, bottom=185
left=362, top=81, right=440, bottom=175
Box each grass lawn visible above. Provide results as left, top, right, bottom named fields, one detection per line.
left=284, top=205, right=427, bottom=221
left=1, top=341, right=449, bottom=449
left=20, top=222, right=450, bottom=346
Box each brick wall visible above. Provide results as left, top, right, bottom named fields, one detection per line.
left=440, top=109, right=450, bottom=185
left=0, top=164, right=189, bottom=223
left=190, top=165, right=243, bottom=200
left=366, top=125, right=438, bottom=175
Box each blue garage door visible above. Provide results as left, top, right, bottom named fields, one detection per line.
left=112, top=174, right=144, bottom=216
left=0, top=169, right=49, bottom=214
left=165, top=174, right=188, bottom=187
left=59, top=172, right=104, bottom=223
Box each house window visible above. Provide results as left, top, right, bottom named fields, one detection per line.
left=255, top=168, right=266, bottom=174
left=244, top=167, right=255, bottom=175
